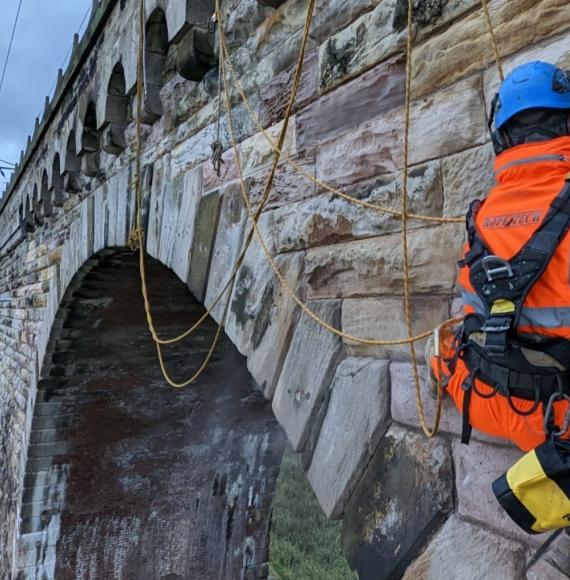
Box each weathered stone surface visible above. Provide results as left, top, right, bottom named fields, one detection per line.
left=307, top=357, right=390, bottom=518
left=246, top=252, right=305, bottom=399
left=246, top=156, right=318, bottom=212
left=272, top=300, right=343, bottom=452
left=273, top=161, right=443, bottom=253
left=318, top=0, right=405, bottom=92
left=204, top=181, right=247, bottom=322
left=526, top=532, right=570, bottom=580
left=311, top=0, right=381, bottom=43
left=316, top=108, right=403, bottom=188
left=412, top=0, right=570, bottom=96
left=342, top=296, right=451, bottom=360
left=402, top=516, right=525, bottom=580
left=453, top=438, right=542, bottom=546
left=390, top=361, right=513, bottom=446
left=304, top=223, right=463, bottom=299
left=297, top=54, right=405, bottom=150
left=342, top=425, right=453, bottom=580
left=442, top=143, right=495, bottom=217
left=188, top=191, right=222, bottom=301
left=259, top=51, right=319, bottom=128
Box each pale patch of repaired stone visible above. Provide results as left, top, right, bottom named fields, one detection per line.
left=308, top=357, right=390, bottom=519
left=272, top=161, right=443, bottom=253
left=304, top=223, right=464, bottom=299
left=272, top=300, right=343, bottom=452
left=402, top=516, right=525, bottom=580
left=342, top=296, right=451, bottom=360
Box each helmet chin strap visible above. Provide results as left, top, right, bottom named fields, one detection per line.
left=487, top=94, right=511, bottom=155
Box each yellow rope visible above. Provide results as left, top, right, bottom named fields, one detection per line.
left=401, top=0, right=442, bottom=438
left=217, top=19, right=463, bottom=225
left=481, top=0, right=504, bottom=81
left=219, top=3, right=460, bottom=350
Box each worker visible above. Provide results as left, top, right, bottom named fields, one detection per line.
left=430, top=61, right=570, bottom=534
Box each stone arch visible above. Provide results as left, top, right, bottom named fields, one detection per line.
left=102, top=62, right=129, bottom=154
left=50, top=154, right=65, bottom=208
left=63, top=130, right=81, bottom=192
left=32, top=183, right=44, bottom=227
left=79, top=100, right=101, bottom=178
left=16, top=249, right=285, bottom=579
left=40, top=170, right=53, bottom=218
left=143, top=8, right=169, bottom=122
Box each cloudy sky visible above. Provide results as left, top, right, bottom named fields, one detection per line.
left=0, top=0, right=92, bottom=191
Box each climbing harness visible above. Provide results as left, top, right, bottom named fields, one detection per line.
left=210, top=13, right=225, bottom=178
left=456, top=176, right=570, bottom=444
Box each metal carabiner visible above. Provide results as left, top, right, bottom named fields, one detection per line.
left=543, top=385, right=570, bottom=438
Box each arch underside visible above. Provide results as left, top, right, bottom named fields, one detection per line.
left=17, top=250, right=285, bottom=579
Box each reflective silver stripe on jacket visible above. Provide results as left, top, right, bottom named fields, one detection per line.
left=461, top=290, right=570, bottom=329
left=495, top=154, right=568, bottom=177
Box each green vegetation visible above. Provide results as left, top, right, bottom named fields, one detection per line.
left=268, top=447, right=358, bottom=580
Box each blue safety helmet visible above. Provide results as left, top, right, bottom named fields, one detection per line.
left=494, top=61, right=570, bottom=130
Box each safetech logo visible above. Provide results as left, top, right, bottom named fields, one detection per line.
left=482, top=210, right=543, bottom=229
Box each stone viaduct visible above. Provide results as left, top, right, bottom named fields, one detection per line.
left=1, top=0, right=569, bottom=578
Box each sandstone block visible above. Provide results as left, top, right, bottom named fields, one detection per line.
left=273, top=161, right=443, bottom=253
left=272, top=300, right=343, bottom=451
left=442, top=143, right=495, bottom=218
left=526, top=532, right=570, bottom=580
left=453, top=438, right=539, bottom=546
left=413, top=0, right=570, bottom=97
left=342, top=425, right=452, bottom=580
left=188, top=191, right=223, bottom=301
left=304, top=223, right=464, bottom=299
left=402, top=516, right=524, bottom=580
left=409, top=76, right=487, bottom=166
left=342, top=296, right=451, bottom=360
left=307, top=357, right=391, bottom=518
left=259, top=51, right=318, bottom=128
left=315, top=108, right=403, bottom=189
left=297, top=54, right=405, bottom=150
left=310, top=0, right=381, bottom=44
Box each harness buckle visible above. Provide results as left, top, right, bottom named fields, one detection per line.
left=481, top=317, right=512, bottom=334
left=482, top=255, right=514, bottom=282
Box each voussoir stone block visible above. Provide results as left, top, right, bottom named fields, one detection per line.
left=304, top=223, right=464, bottom=299
left=402, top=516, right=525, bottom=580
left=307, top=357, right=391, bottom=519
left=188, top=191, right=223, bottom=302
left=342, top=425, right=453, bottom=580
left=272, top=300, right=343, bottom=452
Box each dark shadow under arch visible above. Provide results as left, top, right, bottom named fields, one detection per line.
left=143, top=8, right=169, bottom=123
left=17, top=249, right=285, bottom=579
left=103, top=63, right=129, bottom=154
left=79, top=101, right=101, bottom=178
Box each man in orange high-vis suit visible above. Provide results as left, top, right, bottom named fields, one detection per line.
left=433, top=61, right=570, bottom=453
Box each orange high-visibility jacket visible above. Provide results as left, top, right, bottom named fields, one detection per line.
left=445, top=136, right=570, bottom=452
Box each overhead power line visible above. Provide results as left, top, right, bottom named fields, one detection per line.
left=0, top=0, right=24, bottom=102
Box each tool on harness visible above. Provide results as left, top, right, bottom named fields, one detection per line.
left=493, top=434, right=570, bottom=534
left=457, top=176, right=570, bottom=445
